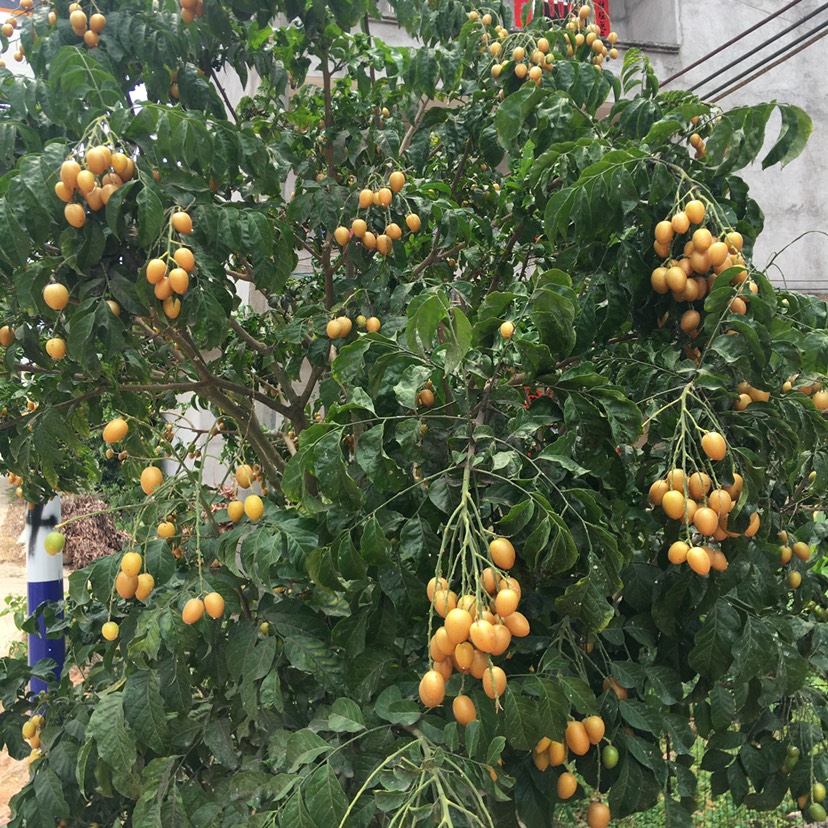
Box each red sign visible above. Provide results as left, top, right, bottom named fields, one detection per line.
left=514, top=1, right=611, bottom=37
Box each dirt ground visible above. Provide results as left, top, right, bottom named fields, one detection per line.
left=0, top=491, right=63, bottom=825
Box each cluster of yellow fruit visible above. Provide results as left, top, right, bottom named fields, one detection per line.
left=113, top=551, right=155, bottom=604
left=778, top=530, right=812, bottom=589
left=224, top=464, right=266, bottom=522
left=781, top=377, right=828, bottom=410
left=144, top=211, right=194, bottom=320
left=531, top=719, right=613, bottom=824
left=533, top=715, right=605, bottom=776
left=68, top=3, right=106, bottom=47
left=178, top=0, right=205, bottom=24
left=489, top=39, right=554, bottom=84
left=418, top=537, right=529, bottom=716
left=563, top=6, right=619, bottom=67
left=333, top=172, right=420, bottom=256
left=327, top=314, right=382, bottom=340
left=103, top=550, right=227, bottom=640
left=733, top=380, right=770, bottom=411
left=57, top=147, right=136, bottom=228
left=648, top=432, right=761, bottom=575
left=21, top=713, right=44, bottom=762
left=649, top=200, right=756, bottom=319
left=182, top=591, right=225, bottom=624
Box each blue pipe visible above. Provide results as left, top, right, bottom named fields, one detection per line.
left=25, top=498, right=64, bottom=697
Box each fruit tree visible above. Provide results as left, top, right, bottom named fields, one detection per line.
left=0, top=0, right=827, bottom=825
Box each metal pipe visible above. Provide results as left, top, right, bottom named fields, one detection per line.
left=712, top=24, right=828, bottom=103
left=26, top=497, right=65, bottom=697
left=661, top=0, right=807, bottom=86
left=689, top=1, right=828, bottom=94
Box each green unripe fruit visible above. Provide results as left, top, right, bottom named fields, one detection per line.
left=601, top=745, right=619, bottom=769
left=809, top=803, right=827, bottom=822
left=813, top=783, right=826, bottom=803
left=787, top=745, right=801, bottom=760
left=259, top=622, right=270, bottom=635
left=44, top=531, right=65, bottom=555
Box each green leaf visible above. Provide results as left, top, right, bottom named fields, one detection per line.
left=762, top=104, right=812, bottom=169
left=688, top=600, right=741, bottom=681
left=304, top=763, right=348, bottom=827
left=286, top=729, right=331, bottom=773
left=33, top=767, right=69, bottom=822
left=327, top=698, right=365, bottom=733
left=137, top=179, right=165, bottom=247
left=123, top=670, right=168, bottom=754
left=86, top=692, right=140, bottom=798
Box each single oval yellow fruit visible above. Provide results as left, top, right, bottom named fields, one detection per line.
left=418, top=669, right=446, bottom=707
left=587, top=802, right=611, bottom=828
left=583, top=715, right=606, bottom=745
left=244, top=494, right=264, bottom=521
left=334, top=226, right=350, bottom=246
left=157, top=521, right=175, bottom=539
left=452, top=694, right=476, bottom=725
left=204, top=591, right=225, bottom=619
left=366, top=316, right=381, bottom=333
left=445, top=608, right=473, bottom=645
left=168, top=267, right=189, bottom=294
left=227, top=500, right=244, bottom=522
left=406, top=213, right=421, bottom=232
left=500, top=321, right=515, bottom=339
left=235, top=464, right=254, bottom=488
left=115, top=571, right=138, bottom=599
left=495, top=588, right=519, bottom=617
left=45, top=338, right=66, bottom=359
left=135, top=573, right=155, bottom=601
left=687, top=546, right=711, bottom=575
left=793, top=541, right=811, bottom=561
left=182, top=597, right=205, bottom=624
left=171, top=211, right=193, bottom=234
left=43, top=283, right=70, bottom=310
left=140, top=466, right=163, bottom=495
left=489, top=537, right=516, bottom=568
left=120, top=551, right=142, bottom=577
left=146, top=258, right=167, bottom=284
left=389, top=171, right=405, bottom=193
left=102, top=621, right=119, bottom=641
left=661, top=490, right=685, bottom=520
left=557, top=771, right=578, bottom=800
left=565, top=720, right=590, bottom=755
left=103, top=417, right=128, bottom=444
left=503, top=610, right=530, bottom=637
left=482, top=665, right=507, bottom=699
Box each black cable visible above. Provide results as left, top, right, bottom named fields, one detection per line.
left=661, top=0, right=806, bottom=86
left=705, top=13, right=828, bottom=100
left=712, top=24, right=828, bottom=103
left=689, top=0, right=828, bottom=94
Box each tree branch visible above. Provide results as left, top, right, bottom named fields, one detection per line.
left=400, top=95, right=429, bottom=157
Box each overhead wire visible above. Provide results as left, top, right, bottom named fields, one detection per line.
left=712, top=22, right=828, bottom=102
left=688, top=0, right=828, bottom=94
left=661, top=0, right=807, bottom=86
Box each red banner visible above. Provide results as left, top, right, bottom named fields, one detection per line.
left=514, top=1, right=611, bottom=37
